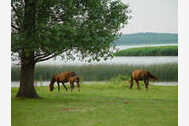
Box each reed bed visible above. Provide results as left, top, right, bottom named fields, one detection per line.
left=114, top=46, right=178, bottom=56
left=11, top=63, right=178, bottom=82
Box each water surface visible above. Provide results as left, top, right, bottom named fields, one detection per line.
left=37, top=56, right=177, bottom=66
left=11, top=81, right=177, bottom=88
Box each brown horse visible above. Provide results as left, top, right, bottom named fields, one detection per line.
left=69, top=76, right=80, bottom=92
left=49, top=72, right=76, bottom=92
left=129, top=69, right=158, bottom=89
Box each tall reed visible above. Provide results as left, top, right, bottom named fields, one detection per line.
left=11, top=63, right=178, bottom=82
left=114, top=46, right=178, bottom=56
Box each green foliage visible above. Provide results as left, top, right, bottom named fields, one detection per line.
left=11, top=63, right=178, bottom=82
left=114, top=46, right=178, bottom=56
left=108, top=74, right=129, bottom=88
left=11, top=0, right=131, bottom=63
left=114, top=32, right=178, bottom=46
left=11, top=85, right=178, bottom=126
left=109, top=74, right=128, bottom=84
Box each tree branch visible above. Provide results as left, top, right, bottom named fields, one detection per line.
left=34, top=53, right=52, bottom=62
left=34, top=51, right=50, bottom=57
left=11, top=24, right=20, bottom=31
left=35, top=53, right=62, bottom=63
left=11, top=4, right=23, bottom=31
left=34, top=48, right=68, bottom=63
left=11, top=4, right=18, bottom=14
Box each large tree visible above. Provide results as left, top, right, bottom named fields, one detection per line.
left=11, top=0, right=131, bottom=98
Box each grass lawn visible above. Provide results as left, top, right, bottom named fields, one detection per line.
left=11, top=83, right=178, bottom=126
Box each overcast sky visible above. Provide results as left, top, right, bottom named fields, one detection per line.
left=120, top=0, right=178, bottom=34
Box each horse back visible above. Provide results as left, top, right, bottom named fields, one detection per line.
left=132, top=69, right=149, bottom=80
left=54, top=72, right=76, bottom=82
left=69, top=76, right=80, bottom=82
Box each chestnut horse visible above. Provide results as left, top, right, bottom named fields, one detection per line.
left=129, top=69, right=158, bottom=89
left=69, top=76, right=80, bottom=92
left=49, top=72, right=76, bottom=92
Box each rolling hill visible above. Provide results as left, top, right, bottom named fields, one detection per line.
left=114, top=32, right=178, bottom=46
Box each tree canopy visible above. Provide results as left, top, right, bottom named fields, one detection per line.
left=11, top=0, right=131, bottom=98
left=11, top=0, right=131, bottom=63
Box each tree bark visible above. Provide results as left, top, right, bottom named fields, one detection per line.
left=16, top=52, right=39, bottom=98
left=15, top=0, right=39, bottom=98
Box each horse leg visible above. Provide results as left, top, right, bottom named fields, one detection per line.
left=135, top=80, right=140, bottom=89
left=57, top=82, right=60, bottom=92
left=129, top=77, right=134, bottom=89
left=77, top=82, right=80, bottom=92
left=62, top=82, right=68, bottom=92
left=70, top=82, right=74, bottom=92
left=144, top=79, right=149, bottom=89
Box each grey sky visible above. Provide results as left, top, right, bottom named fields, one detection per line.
left=120, top=0, right=178, bottom=34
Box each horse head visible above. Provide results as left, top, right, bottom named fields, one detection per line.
left=49, top=83, right=54, bottom=91
left=71, top=72, right=76, bottom=77
left=153, top=76, right=158, bottom=81
left=49, top=78, right=55, bottom=91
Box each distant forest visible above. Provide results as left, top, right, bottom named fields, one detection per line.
left=114, top=32, right=178, bottom=46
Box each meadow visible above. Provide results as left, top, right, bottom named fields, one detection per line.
left=11, top=63, right=178, bottom=82
left=114, top=46, right=178, bottom=56
left=11, top=83, right=178, bottom=126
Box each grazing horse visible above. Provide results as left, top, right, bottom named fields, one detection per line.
left=129, top=69, right=158, bottom=89
left=69, top=76, right=80, bottom=92
left=49, top=72, right=76, bottom=92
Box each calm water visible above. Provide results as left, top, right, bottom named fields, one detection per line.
left=11, top=81, right=178, bottom=87
left=11, top=44, right=178, bottom=66
left=35, top=44, right=178, bottom=66
left=37, top=56, right=177, bottom=66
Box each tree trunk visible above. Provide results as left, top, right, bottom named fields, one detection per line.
left=16, top=53, right=39, bottom=98
left=15, top=0, right=39, bottom=98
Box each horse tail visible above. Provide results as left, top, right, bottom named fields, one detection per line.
left=148, top=72, right=158, bottom=81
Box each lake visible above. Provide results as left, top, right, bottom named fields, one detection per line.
left=11, top=81, right=178, bottom=88
left=11, top=44, right=178, bottom=66
left=37, top=56, right=178, bottom=66
left=32, top=44, right=177, bottom=66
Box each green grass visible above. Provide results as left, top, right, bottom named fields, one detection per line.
left=11, top=63, right=178, bottom=82
left=12, top=83, right=178, bottom=126
left=114, top=46, right=178, bottom=56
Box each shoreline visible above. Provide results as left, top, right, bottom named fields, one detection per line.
left=11, top=81, right=178, bottom=88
